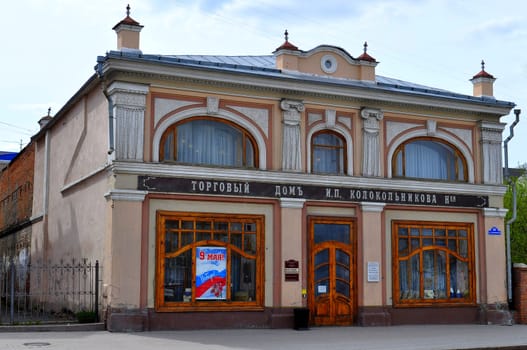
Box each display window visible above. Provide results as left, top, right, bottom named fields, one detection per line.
left=392, top=220, right=475, bottom=306
left=156, top=211, right=264, bottom=311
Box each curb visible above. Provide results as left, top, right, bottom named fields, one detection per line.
left=0, top=322, right=106, bottom=332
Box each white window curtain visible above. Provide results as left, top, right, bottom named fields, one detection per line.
left=177, top=120, right=243, bottom=167
left=403, top=140, right=460, bottom=180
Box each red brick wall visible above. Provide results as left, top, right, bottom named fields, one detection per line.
left=514, top=265, right=527, bottom=324
left=0, top=143, right=34, bottom=232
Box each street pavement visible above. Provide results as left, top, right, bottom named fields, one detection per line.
left=1, top=324, right=527, bottom=350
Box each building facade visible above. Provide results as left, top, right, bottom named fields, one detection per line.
left=30, top=9, right=515, bottom=331
left=0, top=144, right=33, bottom=266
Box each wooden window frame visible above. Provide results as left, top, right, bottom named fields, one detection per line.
left=155, top=211, right=265, bottom=312
left=159, top=117, right=259, bottom=168
left=392, top=220, right=476, bottom=307
left=392, top=137, right=468, bottom=182
left=311, top=130, right=347, bottom=175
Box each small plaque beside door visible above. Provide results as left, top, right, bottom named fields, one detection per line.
left=284, top=259, right=299, bottom=281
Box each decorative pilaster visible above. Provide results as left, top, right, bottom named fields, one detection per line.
left=280, top=99, right=304, bottom=171
left=479, top=121, right=505, bottom=184
left=108, top=82, right=149, bottom=161
left=361, top=108, right=383, bottom=177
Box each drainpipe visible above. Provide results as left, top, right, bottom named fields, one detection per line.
left=504, top=108, right=520, bottom=307
left=103, top=89, right=115, bottom=155
left=95, top=57, right=115, bottom=155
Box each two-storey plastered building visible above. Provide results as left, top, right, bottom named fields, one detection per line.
left=30, top=9, right=515, bottom=331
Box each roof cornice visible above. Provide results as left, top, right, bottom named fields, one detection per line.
left=98, top=55, right=514, bottom=116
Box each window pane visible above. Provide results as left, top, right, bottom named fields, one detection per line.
left=312, top=132, right=344, bottom=174
left=231, top=222, right=242, bottom=232
left=423, top=250, right=434, bottom=297
left=399, top=254, right=420, bottom=300
left=196, top=232, right=211, bottom=242
left=245, top=136, right=255, bottom=168
left=196, top=221, right=211, bottom=230
left=450, top=257, right=469, bottom=299
left=336, top=249, right=350, bottom=266
left=336, top=264, right=350, bottom=281
left=423, top=228, right=433, bottom=236
left=214, top=222, right=228, bottom=231
left=163, top=132, right=174, bottom=161
left=448, top=239, right=457, bottom=252
left=315, top=265, right=329, bottom=283
left=182, top=221, right=194, bottom=230
left=231, top=253, right=255, bottom=301
left=399, top=238, right=409, bottom=256
left=395, top=139, right=466, bottom=181
left=214, top=233, right=228, bottom=243
left=244, top=233, right=256, bottom=254
left=336, top=280, right=350, bottom=298
left=181, top=232, right=194, bottom=246
left=164, top=251, right=191, bottom=303
left=395, top=150, right=403, bottom=176
left=315, top=249, right=329, bottom=266
left=411, top=238, right=420, bottom=252
left=459, top=239, right=468, bottom=258
left=398, top=227, right=409, bottom=236
left=314, top=223, right=350, bottom=244
left=175, top=119, right=255, bottom=167
left=165, top=231, right=178, bottom=253
left=230, top=232, right=242, bottom=249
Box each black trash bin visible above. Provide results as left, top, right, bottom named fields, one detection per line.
left=293, top=308, right=310, bottom=330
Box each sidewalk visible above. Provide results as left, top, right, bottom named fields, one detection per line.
left=1, top=324, right=527, bottom=350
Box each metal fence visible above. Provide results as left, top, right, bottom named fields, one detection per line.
left=0, top=258, right=100, bottom=325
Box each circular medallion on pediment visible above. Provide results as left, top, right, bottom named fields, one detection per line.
left=321, top=54, right=337, bottom=74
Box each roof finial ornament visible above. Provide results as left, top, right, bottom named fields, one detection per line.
left=363, top=41, right=368, bottom=53
left=481, top=59, right=485, bottom=71
left=284, top=29, right=289, bottom=42
left=47, top=107, right=51, bottom=117
left=126, top=4, right=131, bottom=17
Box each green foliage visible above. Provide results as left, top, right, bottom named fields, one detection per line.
left=75, top=310, right=97, bottom=323
left=504, top=172, right=527, bottom=264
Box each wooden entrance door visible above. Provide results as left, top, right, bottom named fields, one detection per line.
left=309, top=218, right=356, bottom=326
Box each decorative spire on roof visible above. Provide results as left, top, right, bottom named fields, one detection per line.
left=357, top=41, right=376, bottom=62
left=274, top=29, right=299, bottom=52
left=112, top=4, right=143, bottom=30
left=472, top=59, right=495, bottom=79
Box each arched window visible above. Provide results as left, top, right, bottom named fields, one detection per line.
left=311, top=131, right=346, bottom=174
left=160, top=118, right=257, bottom=168
left=393, top=138, right=467, bottom=181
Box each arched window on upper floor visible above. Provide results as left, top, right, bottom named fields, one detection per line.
left=311, top=130, right=346, bottom=174
left=160, top=117, right=258, bottom=168
left=392, top=138, right=467, bottom=182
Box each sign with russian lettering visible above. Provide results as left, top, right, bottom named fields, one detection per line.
left=195, top=247, right=227, bottom=300
left=138, top=176, right=489, bottom=208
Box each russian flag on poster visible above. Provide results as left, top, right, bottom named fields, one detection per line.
left=195, top=247, right=227, bottom=300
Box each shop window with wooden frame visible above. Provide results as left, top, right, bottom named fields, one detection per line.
left=392, top=137, right=467, bottom=182
left=392, top=221, right=475, bottom=306
left=156, top=211, right=264, bottom=311
left=159, top=117, right=258, bottom=168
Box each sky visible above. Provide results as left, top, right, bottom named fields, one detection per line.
left=1, top=0, right=526, bottom=166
